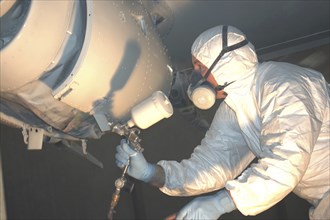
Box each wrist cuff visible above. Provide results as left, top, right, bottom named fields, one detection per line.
left=219, top=190, right=236, bottom=213
left=141, top=163, right=156, bottom=183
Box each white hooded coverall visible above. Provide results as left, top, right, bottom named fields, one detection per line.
left=157, top=25, right=330, bottom=219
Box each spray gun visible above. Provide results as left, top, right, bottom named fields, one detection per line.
left=106, top=91, right=173, bottom=220
left=107, top=126, right=142, bottom=220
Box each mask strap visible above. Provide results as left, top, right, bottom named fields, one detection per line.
left=223, top=25, right=228, bottom=49
left=214, top=80, right=235, bottom=91
left=203, top=25, right=249, bottom=81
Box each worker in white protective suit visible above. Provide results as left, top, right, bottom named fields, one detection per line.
left=115, top=25, right=330, bottom=220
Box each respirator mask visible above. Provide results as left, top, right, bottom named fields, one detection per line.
left=187, top=25, right=249, bottom=110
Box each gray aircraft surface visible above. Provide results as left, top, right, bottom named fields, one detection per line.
left=1, top=0, right=173, bottom=152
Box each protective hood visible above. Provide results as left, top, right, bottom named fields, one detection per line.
left=191, top=25, right=258, bottom=87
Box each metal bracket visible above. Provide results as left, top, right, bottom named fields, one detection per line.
left=59, top=140, right=103, bottom=168
left=22, top=125, right=44, bottom=150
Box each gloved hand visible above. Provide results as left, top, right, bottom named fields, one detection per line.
left=175, top=190, right=236, bottom=220
left=115, top=139, right=156, bottom=182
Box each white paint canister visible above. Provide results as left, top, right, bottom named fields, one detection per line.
left=127, top=91, right=173, bottom=129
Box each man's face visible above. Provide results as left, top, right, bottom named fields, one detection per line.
left=192, top=56, right=228, bottom=99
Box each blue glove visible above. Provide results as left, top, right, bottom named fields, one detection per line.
left=176, top=190, right=236, bottom=220
left=115, top=139, right=155, bottom=182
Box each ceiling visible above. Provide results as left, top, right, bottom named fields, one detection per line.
left=159, top=0, right=329, bottom=68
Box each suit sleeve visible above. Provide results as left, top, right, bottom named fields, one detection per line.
left=158, top=103, right=255, bottom=196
